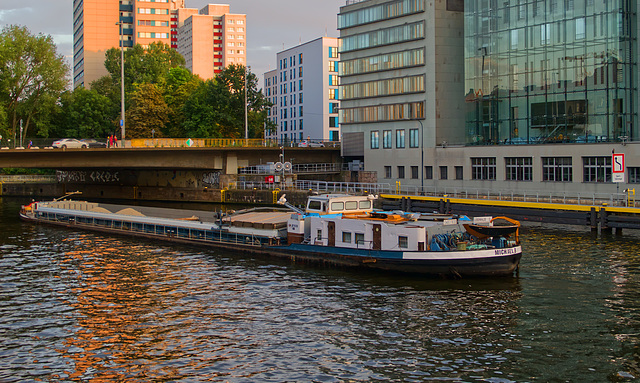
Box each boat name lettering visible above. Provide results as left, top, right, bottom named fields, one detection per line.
left=494, top=248, right=517, bottom=255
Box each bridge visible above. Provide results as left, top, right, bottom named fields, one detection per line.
left=0, top=145, right=342, bottom=174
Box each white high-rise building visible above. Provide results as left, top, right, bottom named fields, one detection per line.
left=263, top=37, right=340, bottom=145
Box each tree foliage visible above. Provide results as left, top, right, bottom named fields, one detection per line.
left=182, top=64, right=272, bottom=139
left=126, top=83, right=169, bottom=138
left=104, top=42, right=185, bottom=92
left=161, top=67, right=202, bottom=137
left=0, top=25, right=68, bottom=145
left=51, top=87, right=117, bottom=139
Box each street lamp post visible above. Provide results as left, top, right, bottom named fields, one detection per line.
left=116, top=21, right=126, bottom=148
left=244, top=65, right=250, bottom=141
left=418, top=119, right=424, bottom=194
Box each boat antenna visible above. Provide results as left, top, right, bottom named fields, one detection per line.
left=276, top=194, right=305, bottom=214
left=54, top=191, right=82, bottom=202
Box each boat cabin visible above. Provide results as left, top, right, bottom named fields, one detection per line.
left=305, top=194, right=376, bottom=215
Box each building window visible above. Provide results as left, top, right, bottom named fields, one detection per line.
left=505, top=157, right=533, bottom=181
left=542, top=157, right=572, bottom=182
left=329, top=116, right=338, bottom=128
left=340, top=75, right=425, bottom=100
left=397, top=166, right=405, bottom=179
left=425, top=166, right=433, bottom=179
left=384, top=166, right=392, bottom=178
left=629, top=167, right=640, bottom=183
left=328, top=61, right=337, bottom=72
left=471, top=157, right=497, bottom=180
left=396, top=129, right=405, bottom=148
left=440, top=166, right=448, bottom=180
left=299, top=67, right=303, bottom=77
left=329, top=102, right=339, bottom=114
left=299, top=53, right=303, bottom=64
left=329, top=46, right=338, bottom=58
left=583, top=156, right=612, bottom=183
left=383, top=130, right=392, bottom=149
left=409, top=128, right=419, bottom=148
left=342, top=232, right=352, bottom=243
left=455, top=166, right=463, bottom=180
left=411, top=166, right=419, bottom=179
left=329, top=89, right=336, bottom=100
left=398, top=236, right=408, bottom=249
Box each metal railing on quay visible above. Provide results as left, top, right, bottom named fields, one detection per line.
left=238, top=163, right=341, bottom=175
left=230, top=180, right=634, bottom=208
left=439, top=187, right=628, bottom=207
left=295, top=180, right=392, bottom=195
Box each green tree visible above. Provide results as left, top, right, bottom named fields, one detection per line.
left=161, top=67, right=202, bottom=137
left=51, top=87, right=116, bottom=139
left=126, top=83, right=169, bottom=138
left=104, top=42, right=185, bottom=93
left=182, top=65, right=272, bottom=139
left=0, top=25, right=69, bottom=146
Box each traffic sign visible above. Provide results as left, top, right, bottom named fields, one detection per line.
left=612, top=153, right=625, bottom=183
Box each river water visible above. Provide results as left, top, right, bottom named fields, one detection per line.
left=1, top=197, right=639, bottom=382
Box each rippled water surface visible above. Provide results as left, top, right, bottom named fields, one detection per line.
left=2, top=197, right=640, bottom=382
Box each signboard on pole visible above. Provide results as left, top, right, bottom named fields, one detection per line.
left=612, top=153, right=625, bottom=183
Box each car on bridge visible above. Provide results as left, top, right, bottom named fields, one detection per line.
left=298, top=140, right=325, bottom=148
left=80, top=139, right=107, bottom=148
left=52, top=139, right=88, bottom=149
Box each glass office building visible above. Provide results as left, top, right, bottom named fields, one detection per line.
left=464, top=0, right=637, bottom=145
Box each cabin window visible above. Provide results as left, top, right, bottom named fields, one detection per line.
left=308, top=200, right=322, bottom=210
left=342, top=231, right=352, bottom=243
left=355, top=233, right=365, bottom=246
left=316, top=229, right=322, bottom=241
left=345, top=201, right=358, bottom=210
left=398, top=236, right=408, bottom=248
left=359, top=200, right=371, bottom=209
left=331, top=202, right=344, bottom=211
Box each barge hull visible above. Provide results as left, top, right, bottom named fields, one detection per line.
left=21, top=214, right=520, bottom=277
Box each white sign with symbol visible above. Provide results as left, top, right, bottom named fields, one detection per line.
left=612, top=153, right=625, bottom=183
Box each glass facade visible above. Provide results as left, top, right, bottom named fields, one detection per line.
left=464, top=0, right=637, bottom=145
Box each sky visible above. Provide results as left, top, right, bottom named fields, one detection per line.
left=0, top=0, right=346, bottom=87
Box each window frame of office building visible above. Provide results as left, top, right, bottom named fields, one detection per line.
left=455, top=166, right=464, bottom=180
left=440, top=166, right=448, bottom=180
left=384, top=166, right=392, bottom=178
left=505, top=157, right=533, bottom=181
left=629, top=167, right=640, bottom=184
left=396, top=129, right=405, bottom=149
left=542, top=157, right=573, bottom=182
left=397, top=166, right=405, bottom=179
left=383, top=130, right=392, bottom=149
left=409, top=128, right=419, bottom=148
left=411, top=166, right=419, bottom=179
left=425, top=166, right=433, bottom=180
left=471, top=157, right=497, bottom=180
left=583, top=156, right=612, bottom=183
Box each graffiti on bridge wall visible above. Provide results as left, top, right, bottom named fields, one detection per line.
left=202, top=171, right=220, bottom=188
left=57, top=170, right=120, bottom=183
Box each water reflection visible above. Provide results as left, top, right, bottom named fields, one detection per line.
left=1, top=197, right=640, bottom=381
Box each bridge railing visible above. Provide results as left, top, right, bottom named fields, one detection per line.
left=0, top=175, right=57, bottom=183
left=128, top=138, right=341, bottom=149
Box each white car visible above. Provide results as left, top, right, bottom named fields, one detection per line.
left=52, top=139, right=88, bottom=149
left=298, top=140, right=325, bottom=148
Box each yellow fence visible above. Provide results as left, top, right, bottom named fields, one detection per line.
left=129, top=138, right=281, bottom=148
